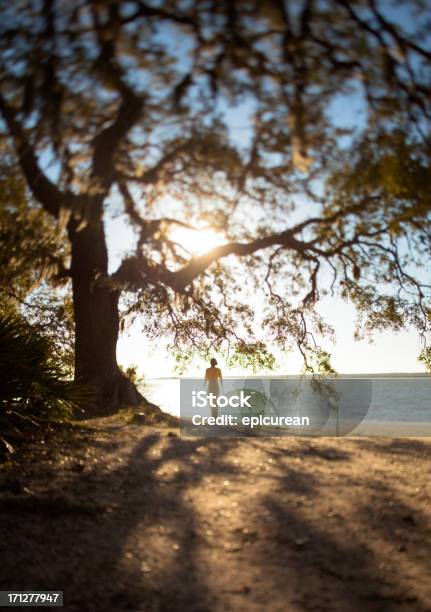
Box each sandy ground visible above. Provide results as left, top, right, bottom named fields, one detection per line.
left=0, top=411, right=430, bottom=612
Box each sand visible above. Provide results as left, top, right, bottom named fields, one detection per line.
left=0, top=410, right=430, bottom=611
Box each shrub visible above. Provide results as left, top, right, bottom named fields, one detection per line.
left=0, top=314, right=92, bottom=453
left=120, top=363, right=146, bottom=391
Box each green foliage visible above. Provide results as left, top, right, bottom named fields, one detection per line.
left=418, top=348, right=431, bottom=373
left=0, top=170, right=68, bottom=308
left=172, top=340, right=276, bottom=375
left=119, top=363, right=146, bottom=390
left=0, top=165, right=74, bottom=375
left=227, top=341, right=276, bottom=373
left=302, top=348, right=336, bottom=376
left=23, top=289, right=75, bottom=377
left=0, top=314, right=92, bottom=453
left=173, top=349, right=195, bottom=375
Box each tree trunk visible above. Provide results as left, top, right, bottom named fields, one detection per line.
left=70, top=218, right=143, bottom=415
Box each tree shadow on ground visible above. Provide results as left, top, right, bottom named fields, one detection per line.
left=353, top=437, right=430, bottom=457
left=0, top=429, right=430, bottom=611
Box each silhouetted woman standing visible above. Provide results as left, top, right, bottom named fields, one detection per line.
left=205, top=358, right=223, bottom=417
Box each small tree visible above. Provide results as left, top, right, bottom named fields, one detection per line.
left=0, top=163, right=74, bottom=367
left=0, top=1, right=430, bottom=412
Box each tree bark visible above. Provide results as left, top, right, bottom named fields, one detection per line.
left=70, top=218, right=144, bottom=415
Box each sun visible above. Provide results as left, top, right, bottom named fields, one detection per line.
left=169, top=226, right=225, bottom=256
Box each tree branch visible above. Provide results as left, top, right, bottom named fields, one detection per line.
left=90, top=4, right=144, bottom=190
left=0, top=94, right=67, bottom=218
left=112, top=228, right=309, bottom=293
left=171, top=231, right=306, bottom=290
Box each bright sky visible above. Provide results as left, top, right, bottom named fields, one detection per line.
left=106, top=213, right=427, bottom=379
left=41, top=1, right=427, bottom=379
left=105, top=37, right=426, bottom=378
left=117, top=318, right=426, bottom=378
left=107, top=8, right=429, bottom=378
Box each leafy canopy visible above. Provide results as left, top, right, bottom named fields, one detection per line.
left=0, top=0, right=430, bottom=371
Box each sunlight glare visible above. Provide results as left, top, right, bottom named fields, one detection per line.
left=170, top=226, right=226, bottom=256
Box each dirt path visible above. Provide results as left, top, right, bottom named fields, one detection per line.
left=1, top=413, right=430, bottom=612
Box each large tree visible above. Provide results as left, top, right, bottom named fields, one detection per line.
left=1, top=0, right=430, bottom=412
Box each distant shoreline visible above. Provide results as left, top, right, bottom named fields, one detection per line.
left=146, top=372, right=430, bottom=381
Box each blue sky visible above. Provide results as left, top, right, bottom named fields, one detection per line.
left=107, top=5, right=430, bottom=378
left=34, top=1, right=430, bottom=378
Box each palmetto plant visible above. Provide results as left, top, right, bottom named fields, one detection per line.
left=0, top=314, right=92, bottom=451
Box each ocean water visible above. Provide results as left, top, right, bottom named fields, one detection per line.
left=142, top=376, right=431, bottom=436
